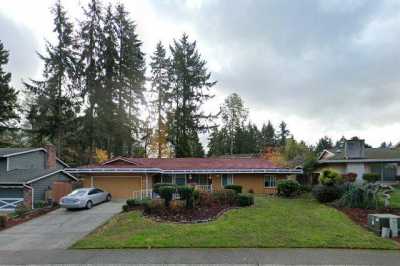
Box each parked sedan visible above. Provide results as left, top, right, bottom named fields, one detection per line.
left=60, top=188, right=112, bottom=210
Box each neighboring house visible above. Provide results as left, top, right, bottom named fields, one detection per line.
left=0, top=146, right=78, bottom=211
left=315, top=139, right=400, bottom=183
left=66, top=157, right=302, bottom=199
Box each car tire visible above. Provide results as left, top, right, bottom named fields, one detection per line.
left=86, top=200, right=93, bottom=209
left=106, top=194, right=112, bottom=202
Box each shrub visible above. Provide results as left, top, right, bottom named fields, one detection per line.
left=122, top=204, right=129, bottom=212
left=159, top=186, right=176, bottom=207
left=312, top=184, right=342, bottom=203
left=153, top=183, right=176, bottom=194
left=342, top=172, right=357, bottom=183
left=0, top=215, right=7, bottom=228
left=143, top=199, right=164, bottom=214
left=14, top=203, right=30, bottom=217
left=126, top=199, right=138, bottom=207
left=198, top=191, right=213, bottom=207
left=248, top=188, right=254, bottom=194
left=193, top=190, right=200, bottom=203
left=237, top=193, right=254, bottom=206
left=363, top=173, right=380, bottom=183
left=34, top=200, right=47, bottom=209
left=224, top=185, right=242, bottom=194
left=212, top=189, right=237, bottom=206
left=337, top=183, right=380, bottom=209
left=177, top=185, right=195, bottom=209
left=299, top=184, right=312, bottom=193
left=319, top=170, right=343, bottom=186
left=277, top=179, right=301, bottom=197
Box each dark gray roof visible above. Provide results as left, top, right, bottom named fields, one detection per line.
left=0, top=148, right=42, bottom=157
left=323, top=148, right=400, bottom=161
left=0, top=167, right=64, bottom=184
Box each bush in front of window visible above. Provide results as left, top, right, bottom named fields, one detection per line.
left=277, top=179, right=301, bottom=197
left=212, top=189, right=237, bottom=206
left=153, top=183, right=177, bottom=194
left=237, top=193, right=254, bottom=206
left=177, top=185, right=195, bottom=209
left=362, top=173, right=380, bottom=183
left=312, top=184, right=342, bottom=203
left=224, top=185, right=242, bottom=194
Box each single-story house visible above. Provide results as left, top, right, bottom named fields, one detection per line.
left=315, top=139, right=400, bottom=183
left=0, top=146, right=78, bottom=211
left=67, top=157, right=302, bottom=199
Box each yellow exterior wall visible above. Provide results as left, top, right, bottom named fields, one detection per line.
left=80, top=174, right=151, bottom=199
left=211, top=174, right=287, bottom=194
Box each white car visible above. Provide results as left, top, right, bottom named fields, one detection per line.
left=60, top=188, right=112, bottom=210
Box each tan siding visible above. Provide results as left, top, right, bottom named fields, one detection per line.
left=80, top=174, right=145, bottom=199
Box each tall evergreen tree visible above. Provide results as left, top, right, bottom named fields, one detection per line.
left=168, top=33, right=216, bottom=157
left=150, top=41, right=171, bottom=158
left=315, top=136, right=333, bottom=154
left=220, top=93, right=248, bottom=154
left=25, top=0, right=77, bottom=156
left=114, top=3, right=146, bottom=156
left=260, top=120, right=276, bottom=149
left=278, top=121, right=290, bottom=146
left=0, top=40, right=19, bottom=131
left=78, top=0, right=104, bottom=163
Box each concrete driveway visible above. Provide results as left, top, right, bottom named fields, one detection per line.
left=0, top=201, right=123, bottom=250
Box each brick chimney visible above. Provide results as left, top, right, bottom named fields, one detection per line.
left=45, top=144, right=57, bottom=169
left=344, top=138, right=365, bottom=159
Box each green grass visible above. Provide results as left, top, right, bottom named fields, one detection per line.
left=73, top=196, right=398, bottom=249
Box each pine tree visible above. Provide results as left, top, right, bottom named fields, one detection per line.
left=278, top=121, right=290, bottom=146
left=114, top=3, right=146, bottom=156
left=315, top=136, right=333, bottom=154
left=78, top=0, right=104, bottom=163
left=168, top=33, right=216, bottom=157
left=220, top=93, right=248, bottom=154
left=25, top=0, right=77, bottom=156
left=0, top=40, right=19, bottom=130
left=150, top=41, right=171, bottom=158
left=260, top=120, right=276, bottom=149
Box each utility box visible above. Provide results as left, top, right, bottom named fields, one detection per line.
left=368, top=214, right=400, bottom=237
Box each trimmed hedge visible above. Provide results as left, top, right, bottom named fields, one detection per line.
left=212, top=189, right=237, bottom=205
left=237, top=193, right=254, bottom=206
left=277, top=179, right=301, bottom=197
left=177, top=185, right=195, bottom=209
left=363, top=173, right=380, bottom=183
left=159, top=186, right=176, bottom=207
left=312, top=184, right=342, bottom=203
left=319, top=170, right=343, bottom=186
left=224, top=185, right=242, bottom=194
left=153, top=183, right=176, bottom=194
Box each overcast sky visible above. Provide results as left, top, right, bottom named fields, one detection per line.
left=1, top=0, right=400, bottom=147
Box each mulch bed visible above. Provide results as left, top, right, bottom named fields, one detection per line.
left=336, top=207, right=400, bottom=243
left=143, top=203, right=238, bottom=223
left=0, top=206, right=57, bottom=231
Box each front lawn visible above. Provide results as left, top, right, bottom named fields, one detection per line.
left=73, top=196, right=398, bottom=249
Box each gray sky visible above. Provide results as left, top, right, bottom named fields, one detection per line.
left=1, top=0, right=400, bottom=147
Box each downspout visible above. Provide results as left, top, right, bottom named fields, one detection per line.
left=23, top=183, right=34, bottom=209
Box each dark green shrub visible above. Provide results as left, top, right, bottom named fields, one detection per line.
left=312, top=184, right=342, bottom=203
left=337, top=184, right=365, bottom=208
left=14, top=203, right=30, bottom=217
left=143, top=199, right=164, bottom=214
left=277, top=179, right=301, bottom=197
left=153, top=183, right=176, bottom=194
left=212, top=189, right=237, bottom=205
left=0, top=215, right=7, bottom=228
left=319, top=170, right=343, bottom=186
left=122, top=204, right=129, bottom=212
left=126, top=199, right=138, bottom=207
left=193, top=190, right=200, bottom=203
left=159, top=186, right=176, bottom=207
left=177, top=185, right=195, bottom=209
left=363, top=173, right=380, bottom=183
left=224, top=185, right=242, bottom=194
left=299, top=184, right=312, bottom=193
left=237, top=193, right=254, bottom=206
left=34, top=200, right=47, bottom=209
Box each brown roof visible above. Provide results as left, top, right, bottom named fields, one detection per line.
left=80, top=157, right=283, bottom=170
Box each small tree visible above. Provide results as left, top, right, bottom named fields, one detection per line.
left=177, top=185, right=195, bottom=209
left=159, top=186, right=176, bottom=207
left=319, top=170, right=343, bottom=186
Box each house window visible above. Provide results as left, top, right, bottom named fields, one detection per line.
left=370, top=163, right=397, bottom=182
left=222, top=174, right=233, bottom=187
left=264, top=176, right=277, bottom=188
left=175, top=175, right=186, bottom=185
left=161, top=174, right=173, bottom=184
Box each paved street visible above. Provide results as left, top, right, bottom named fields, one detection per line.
left=0, top=201, right=123, bottom=250
left=0, top=248, right=399, bottom=265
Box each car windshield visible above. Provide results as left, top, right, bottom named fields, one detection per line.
left=68, top=189, right=87, bottom=197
